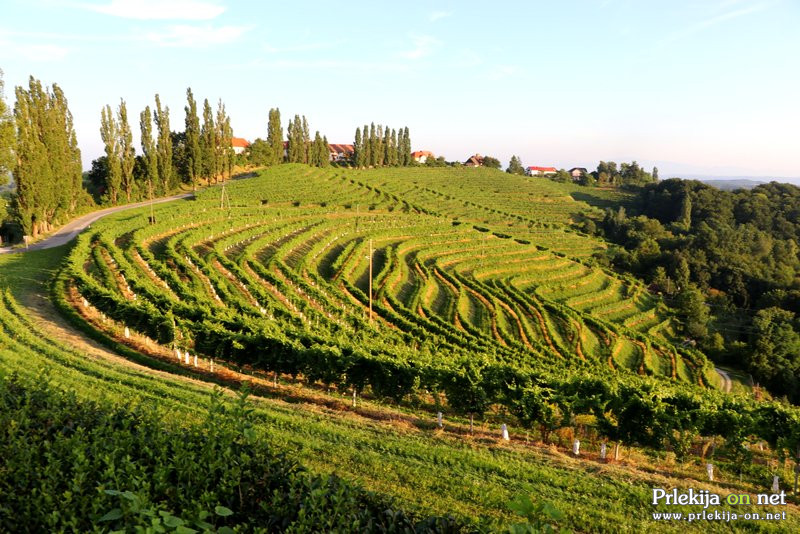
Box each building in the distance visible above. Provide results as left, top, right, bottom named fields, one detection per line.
left=569, top=167, right=588, bottom=181
left=328, top=143, right=354, bottom=163
left=411, top=150, right=434, bottom=164
left=231, top=137, right=250, bottom=155
left=464, top=154, right=484, bottom=167
left=526, top=166, right=557, bottom=176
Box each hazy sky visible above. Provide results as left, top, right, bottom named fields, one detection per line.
left=1, top=0, right=798, bottom=178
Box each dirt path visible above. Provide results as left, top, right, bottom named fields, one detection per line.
left=0, top=193, right=193, bottom=255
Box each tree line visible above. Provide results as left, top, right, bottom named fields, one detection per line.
left=353, top=123, right=411, bottom=168
left=1, top=76, right=87, bottom=239
left=0, top=75, right=242, bottom=242
left=248, top=109, right=332, bottom=169
left=93, top=88, right=235, bottom=205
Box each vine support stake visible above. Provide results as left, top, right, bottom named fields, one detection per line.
left=352, top=388, right=357, bottom=408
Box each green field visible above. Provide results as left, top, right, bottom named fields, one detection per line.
left=2, top=165, right=799, bottom=532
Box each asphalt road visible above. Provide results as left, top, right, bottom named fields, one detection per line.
left=0, top=193, right=194, bottom=255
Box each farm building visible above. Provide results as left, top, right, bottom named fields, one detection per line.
left=526, top=166, right=557, bottom=176
left=231, top=137, right=250, bottom=155
left=329, top=143, right=354, bottom=162
left=411, top=150, right=434, bottom=164
left=569, top=167, right=588, bottom=181
left=464, top=154, right=484, bottom=167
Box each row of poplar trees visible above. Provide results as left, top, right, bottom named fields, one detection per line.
left=99, top=88, right=234, bottom=205
left=249, top=109, right=331, bottom=168
left=286, top=114, right=330, bottom=167
left=6, top=76, right=85, bottom=238
left=353, top=124, right=411, bottom=168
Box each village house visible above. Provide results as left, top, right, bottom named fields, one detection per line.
left=569, top=167, right=588, bottom=181
left=526, top=166, right=557, bottom=177
left=328, top=143, right=354, bottom=163
left=282, top=141, right=354, bottom=163
left=231, top=137, right=250, bottom=155
left=464, top=154, right=484, bottom=167
left=411, top=150, right=434, bottom=164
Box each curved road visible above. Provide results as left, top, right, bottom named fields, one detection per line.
left=0, top=193, right=193, bottom=255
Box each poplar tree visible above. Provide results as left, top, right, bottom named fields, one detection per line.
left=368, top=123, right=376, bottom=167
left=200, top=98, right=216, bottom=182
left=286, top=117, right=294, bottom=162
left=118, top=99, right=135, bottom=202
left=48, top=84, right=83, bottom=215
left=390, top=128, right=398, bottom=166
left=214, top=99, right=227, bottom=179
left=310, top=131, right=323, bottom=167
left=401, top=126, right=411, bottom=165
left=321, top=135, right=330, bottom=167
left=397, top=128, right=405, bottom=166
left=353, top=127, right=363, bottom=168
left=266, top=108, right=283, bottom=164
left=13, top=78, right=53, bottom=237
left=287, top=115, right=304, bottom=163
left=184, top=88, right=201, bottom=189
left=375, top=125, right=384, bottom=166
left=363, top=123, right=371, bottom=167
left=139, top=105, right=158, bottom=202
left=383, top=127, right=391, bottom=166
left=100, top=104, right=121, bottom=205
left=154, top=94, right=173, bottom=194
left=0, top=71, right=13, bottom=187
left=301, top=115, right=310, bottom=164
left=215, top=100, right=233, bottom=180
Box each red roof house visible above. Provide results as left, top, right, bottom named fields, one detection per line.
left=231, top=137, right=250, bottom=154
left=411, top=150, right=434, bottom=163
left=526, top=166, right=557, bottom=176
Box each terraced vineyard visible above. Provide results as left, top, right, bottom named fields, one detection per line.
left=59, top=165, right=715, bottom=390
left=6, top=164, right=800, bottom=531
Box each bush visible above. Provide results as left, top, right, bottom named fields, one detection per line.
left=0, top=375, right=468, bottom=533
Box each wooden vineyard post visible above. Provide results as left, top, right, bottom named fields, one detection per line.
left=437, top=412, right=443, bottom=428
left=352, top=388, right=357, bottom=408
left=368, top=239, right=373, bottom=323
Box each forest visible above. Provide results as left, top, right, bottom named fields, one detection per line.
left=593, top=178, right=800, bottom=401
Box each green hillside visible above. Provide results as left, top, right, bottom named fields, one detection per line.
left=2, top=165, right=799, bottom=532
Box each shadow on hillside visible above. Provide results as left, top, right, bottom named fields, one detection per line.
left=569, top=191, right=625, bottom=211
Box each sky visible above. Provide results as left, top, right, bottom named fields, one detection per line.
left=1, top=0, right=798, bottom=179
